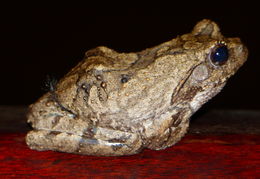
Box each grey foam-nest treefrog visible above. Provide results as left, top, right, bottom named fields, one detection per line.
left=26, top=19, right=248, bottom=156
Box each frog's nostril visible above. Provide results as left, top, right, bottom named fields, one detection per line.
left=235, top=44, right=246, bottom=56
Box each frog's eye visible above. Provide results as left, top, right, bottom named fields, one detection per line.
left=210, top=42, right=229, bottom=66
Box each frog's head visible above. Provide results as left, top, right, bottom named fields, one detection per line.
left=173, top=19, right=248, bottom=112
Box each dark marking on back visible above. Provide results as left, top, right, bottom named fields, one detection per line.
left=121, top=74, right=130, bottom=83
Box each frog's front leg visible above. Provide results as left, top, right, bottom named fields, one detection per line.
left=26, top=126, right=143, bottom=156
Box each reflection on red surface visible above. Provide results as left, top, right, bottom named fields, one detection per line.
left=0, top=133, right=259, bottom=178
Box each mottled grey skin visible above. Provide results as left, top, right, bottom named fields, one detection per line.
left=26, top=19, right=248, bottom=156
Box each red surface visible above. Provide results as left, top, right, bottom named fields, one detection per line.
left=0, top=133, right=259, bottom=178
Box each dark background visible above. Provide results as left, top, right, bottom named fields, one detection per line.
left=1, top=2, right=259, bottom=110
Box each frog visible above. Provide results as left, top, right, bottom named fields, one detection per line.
left=26, top=19, right=248, bottom=156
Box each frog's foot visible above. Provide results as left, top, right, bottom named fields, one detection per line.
left=26, top=127, right=143, bottom=156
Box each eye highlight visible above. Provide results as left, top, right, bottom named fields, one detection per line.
left=210, top=41, right=229, bottom=66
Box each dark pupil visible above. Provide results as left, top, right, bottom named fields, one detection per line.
left=211, top=45, right=229, bottom=65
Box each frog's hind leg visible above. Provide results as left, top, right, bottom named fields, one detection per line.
left=26, top=127, right=143, bottom=156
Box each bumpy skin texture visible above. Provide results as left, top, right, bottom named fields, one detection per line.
left=26, top=19, right=248, bottom=156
